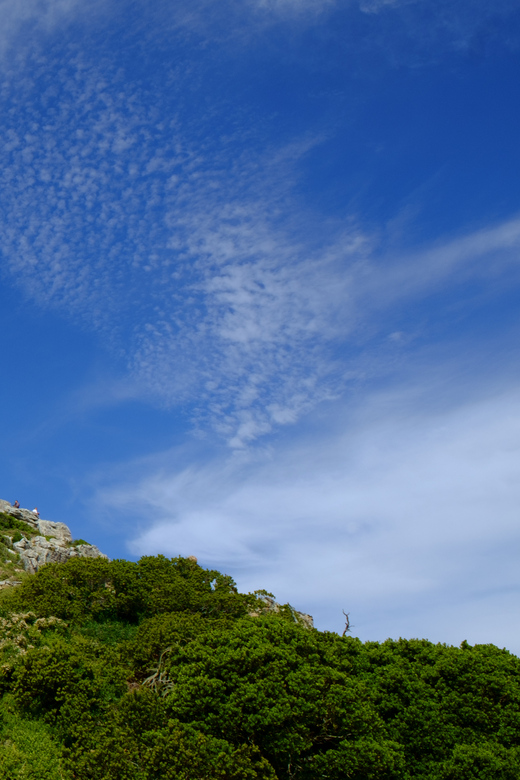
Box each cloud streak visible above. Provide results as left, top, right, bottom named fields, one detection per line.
left=96, top=373, right=520, bottom=651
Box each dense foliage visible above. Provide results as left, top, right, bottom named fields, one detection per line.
left=0, top=554, right=518, bottom=779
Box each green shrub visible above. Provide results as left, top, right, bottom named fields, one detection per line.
left=0, top=555, right=519, bottom=780
left=12, top=638, right=127, bottom=727
left=0, top=513, right=35, bottom=535
left=77, top=618, right=139, bottom=646
left=436, top=742, right=520, bottom=779
left=5, top=555, right=251, bottom=625
left=0, top=694, right=71, bottom=779
left=64, top=690, right=276, bottom=780
left=4, top=558, right=127, bottom=623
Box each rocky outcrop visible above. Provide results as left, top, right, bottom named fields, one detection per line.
left=249, top=593, right=314, bottom=629
left=0, top=500, right=39, bottom=528
left=13, top=536, right=108, bottom=575
left=37, top=519, right=73, bottom=545
left=0, top=500, right=108, bottom=574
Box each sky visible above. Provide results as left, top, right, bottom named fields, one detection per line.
left=1, top=0, right=520, bottom=651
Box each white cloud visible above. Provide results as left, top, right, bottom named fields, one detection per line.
left=96, top=373, right=520, bottom=652
left=0, top=49, right=362, bottom=443
left=0, top=0, right=98, bottom=59
left=2, top=41, right=520, bottom=448
left=359, top=0, right=409, bottom=14
left=251, top=0, right=337, bottom=13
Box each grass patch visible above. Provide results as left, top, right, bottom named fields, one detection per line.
left=68, top=539, right=90, bottom=547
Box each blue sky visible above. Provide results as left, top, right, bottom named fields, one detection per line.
left=2, top=0, right=520, bottom=650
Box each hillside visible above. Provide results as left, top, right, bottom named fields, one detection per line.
left=0, top=503, right=519, bottom=779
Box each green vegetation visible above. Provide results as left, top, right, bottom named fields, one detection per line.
left=0, top=514, right=36, bottom=537
left=0, top=555, right=518, bottom=779
left=0, top=694, right=68, bottom=779
left=0, top=513, right=35, bottom=583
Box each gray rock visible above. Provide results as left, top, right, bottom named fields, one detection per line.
left=13, top=535, right=109, bottom=574
left=0, top=500, right=39, bottom=527
left=249, top=594, right=314, bottom=629
left=294, top=612, right=314, bottom=630
left=37, top=519, right=72, bottom=544
left=14, top=536, right=70, bottom=574
left=3, top=500, right=109, bottom=574
left=68, top=543, right=106, bottom=559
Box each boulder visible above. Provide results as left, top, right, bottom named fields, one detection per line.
left=13, top=534, right=108, bottom=575
left=37, top=519, right=72, bottom=545
left=68, top=543, right=106, bottom=560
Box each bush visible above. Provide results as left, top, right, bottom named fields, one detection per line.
left=1, top=555, right=520, bottom=780
left=0, top=694, right=70, bottom=779
left=5, top=558, right=131, bottom=623
left=436, top=742, right=520, bottom=780
left=64, top=690, right=276, bottom=780
left=12, top=638, right=127, bottom=726
left=0, top=513, right=35, bottom=536
left=156, top=617, right=397, bottom=776
left=6, top=555, right=251, bottom=625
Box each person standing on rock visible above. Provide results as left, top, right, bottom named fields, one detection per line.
left=33, top=507, right=39, bottom=518
left=13, top=500, right=20, bottom=508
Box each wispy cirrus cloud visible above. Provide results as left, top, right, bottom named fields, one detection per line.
left=251, top=0, right=337, bottom=14
left=355, top=0, right=520, bottom=69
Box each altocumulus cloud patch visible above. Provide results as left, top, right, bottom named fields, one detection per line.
left=0, top=44, right=371, bottom=445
